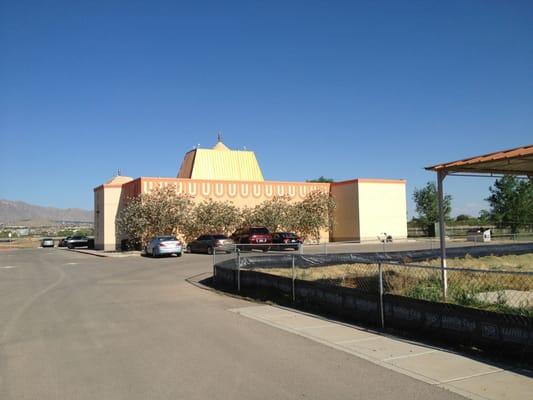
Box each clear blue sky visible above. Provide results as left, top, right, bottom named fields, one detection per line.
left=1, top=0, right=532, bottom=218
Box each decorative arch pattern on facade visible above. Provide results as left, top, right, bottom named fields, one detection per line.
left=133, top=177, right=329, bottom=202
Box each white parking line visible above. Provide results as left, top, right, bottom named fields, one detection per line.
left=439, top=369, right=503, bottom=384
left=336, top=337, right=380, bottom=344
left=382, top=350, right=438, bottom=361
left=294, top=324, right=336, bottom=330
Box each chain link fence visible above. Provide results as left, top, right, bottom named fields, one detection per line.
left=221, top=252, right=533, bottom=318
left=380, top=263, right=533, bottom=316
left=213, top=250, right=533, bottom=354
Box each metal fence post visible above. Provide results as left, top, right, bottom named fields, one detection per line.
left=212, top=247, right=216, bottom=279
left=236, top=248, right=241, bottom=292
left=378, top=262, right=385, bottom=329
left=292, top=255, right=296, bottom=302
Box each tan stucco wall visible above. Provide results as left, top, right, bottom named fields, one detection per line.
left=94, top=176, right=407, bottom=249
left=94, top=186, right=124, bottom=251
left=330, top=182, right=359, bottom=241
left=357, top=181, right=408, bottom=241
left=138, top=178, right=329, bottom=204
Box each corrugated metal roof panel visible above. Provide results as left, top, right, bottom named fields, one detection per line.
left=425, top=144, right=533, bottom=175
left=176, top=142, right=264, bottom=181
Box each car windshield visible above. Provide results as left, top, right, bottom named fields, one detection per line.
left=159, top=236, right=177, bottom=241
left=250, top=228, right=269, bottom=234
left=281, top=233, right=297, bottom=238
left=213, top=235, right=228, bottom=239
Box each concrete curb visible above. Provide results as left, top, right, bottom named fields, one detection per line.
left=62, top=248, right=109, bottom=258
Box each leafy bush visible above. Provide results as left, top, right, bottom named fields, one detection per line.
left=182, top=199, right=240, bottom=242
left=117, top=186, right=193, bottom=244
left=117, top=188, right=335, bottom=245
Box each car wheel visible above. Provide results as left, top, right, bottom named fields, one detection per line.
left=153, top=248, right=158, bottom=258
left=186, top=245, right=191, bottom=253
left=207, top=247, right=213, bottom=255
left=177, top=252, right=182, bottom=257
left=67, top=244, right=73, bottom=249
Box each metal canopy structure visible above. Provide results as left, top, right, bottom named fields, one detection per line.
left=426, top=144, right=533, bottom=177
left=425, top=144, right=533, bottom=298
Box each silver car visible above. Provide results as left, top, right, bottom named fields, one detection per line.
left=145, top=236, right=183, bottom=257
left=41, top=238, right=54, bottom=248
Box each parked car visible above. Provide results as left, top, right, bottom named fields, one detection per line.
left=186, top=234, right=234, bottom=254
left=66, top=236, right=89, bottom=249
left=232, top=227, right=272, bottom=251
left=145, top=236, right=183, bottom=257
left=58, top=236, right=72, bottom=247
left=41, top=238, right=55, bottom=248
left=271, top=232, right=302, bottom=250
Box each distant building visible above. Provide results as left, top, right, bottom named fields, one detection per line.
left=94, top=139, right=407, bottom=251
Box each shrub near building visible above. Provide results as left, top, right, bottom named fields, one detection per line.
left=117, top=188, right=335, bottom=246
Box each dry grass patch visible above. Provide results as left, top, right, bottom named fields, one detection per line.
left=413, top=253, right=533, bottom=271
left=256, top=254, right=533, bottom=316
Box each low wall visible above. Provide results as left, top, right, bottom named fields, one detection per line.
left=214, top=259, right=533, bottom=356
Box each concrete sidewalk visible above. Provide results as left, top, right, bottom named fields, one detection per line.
left=230, top=305, right=532, bottom=400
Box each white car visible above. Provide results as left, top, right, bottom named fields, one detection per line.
left=145, top=236, right=183, bottom=257
left=41, top=238, right=55, bottom=248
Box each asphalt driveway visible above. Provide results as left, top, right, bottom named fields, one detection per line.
left=0, top=248, right=465, bottom=400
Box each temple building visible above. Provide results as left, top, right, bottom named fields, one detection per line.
left=94, top=140, right=407, bottom=251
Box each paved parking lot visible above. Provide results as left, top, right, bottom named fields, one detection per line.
left=0, top=248, right=528, bottom=399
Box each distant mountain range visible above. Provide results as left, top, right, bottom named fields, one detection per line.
left=0, top=199, right=93, bottom=226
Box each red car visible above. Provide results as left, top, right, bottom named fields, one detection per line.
left=232, top=227, right=272, bottom=252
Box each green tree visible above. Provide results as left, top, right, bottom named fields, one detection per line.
left=57, top=229, right=76, bottom=237
left=239, top=196, right=293, bottom=233
left=412, top=182, right=452, bottom=225
left=117, top=186, right=193, bottom=244
left=307, top=176, right=334, bottom=183
left=289, top=190, right=336, bottom=242
left=486, top=176, right=533, bottom=233
left=182, top=199, right=241, bottom=242
left=455, top=214, right=473, bottom=223
left=116, top=195, right=147, bottom=246
left=478, top=209, right=491, bottom=223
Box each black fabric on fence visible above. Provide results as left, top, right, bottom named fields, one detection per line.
left=215, top=242, right=533, bottom=272
left=213, top=265, right=533, bottom=356
left=383, top=294, right=533, bottom=353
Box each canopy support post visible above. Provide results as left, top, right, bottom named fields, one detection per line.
left=437, top=170, right=448, bottom=299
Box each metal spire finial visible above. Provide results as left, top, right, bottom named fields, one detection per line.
left=217, top=132, right=222, bottom=142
